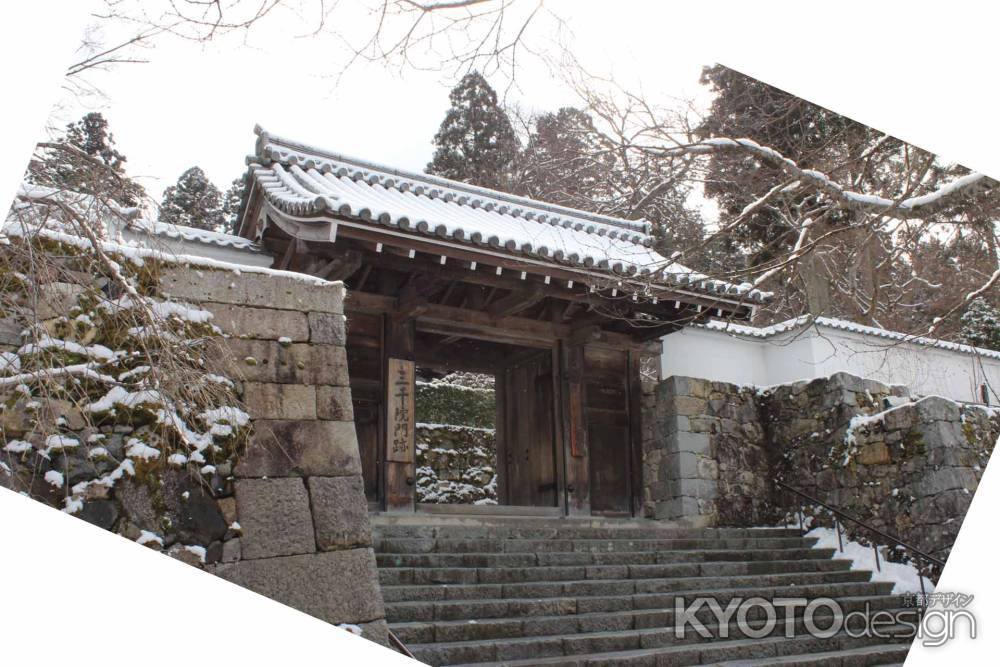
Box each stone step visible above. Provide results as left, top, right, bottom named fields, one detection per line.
left=391, top=593, right=906, bottom=644
left=376, top=547, right=836, bottom=569
left=410, top=614, right=913, bottom=665
left=709, top=643, right=911, bottom=666
left=373, top=521, right=803, bottom=541
left=380, top=569, right=879, bottom=602
left=386, top=581, right=895, bottom=625
left=375, top=536, right=818, bottom=554
left=447, top=633, right=910, bottom=667
left=379, top=557, right=854, bottom=587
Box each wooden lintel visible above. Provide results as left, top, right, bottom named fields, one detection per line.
left=345, top=290, right=566, bottom=348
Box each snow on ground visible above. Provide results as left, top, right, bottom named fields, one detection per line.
left=807, top=525, right=935, bottom=595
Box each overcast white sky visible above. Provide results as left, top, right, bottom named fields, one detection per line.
left=56, top=1, right=719, bottom=202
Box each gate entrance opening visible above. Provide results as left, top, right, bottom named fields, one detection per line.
left=236, top=130, right=760, bottom=517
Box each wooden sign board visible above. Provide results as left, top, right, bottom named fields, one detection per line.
left=386, top=357, right=415, bottom=463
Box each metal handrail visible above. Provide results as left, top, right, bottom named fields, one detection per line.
left=774, top=479, right=944, bottom=602
left=387, top=628, right=416, bottom=660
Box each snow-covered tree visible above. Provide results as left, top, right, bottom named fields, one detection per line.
left=158, top=167, right=226, bottom=232
left=961, top=298, right=1000, bottom=351
left=426, top=72, right=521, bottom=191
left=221, top=176, right=246, bottom=233
left=29, top=112, right=145, bottom=208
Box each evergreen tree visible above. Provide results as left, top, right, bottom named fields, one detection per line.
left=518, top=107, right=614, bottom=210
left=158, top=167, right=226, bottom=232
left=221, top=176, right=246, bottom=233
left=961, top=298, right=1000, bottom=350
left=29, top=111, right=145, bottom=207
left=426, top=72, right=521, bottom=190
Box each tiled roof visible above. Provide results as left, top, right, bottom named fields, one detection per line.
left=700, top=316, right=1000, bottom=360
left=244, top=126, right=769, bottom=304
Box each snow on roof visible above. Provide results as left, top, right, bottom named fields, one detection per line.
left=245, top=126, right=769, bottom=304
left=699, top=315, right=1000, bottom=360
left=135, top=219, right=257, bottom=251
left=6, top=184, right=274, bottom=271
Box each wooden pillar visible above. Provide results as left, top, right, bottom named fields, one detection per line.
left=560, top=341, right=590, bottom=516
left=627, top=349, right=644, bottom=518
left=383, top=316, right=416, bottom=512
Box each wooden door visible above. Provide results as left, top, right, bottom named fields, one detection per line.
left=585, top=346, right=631, bottom=515
left=501, top=352, right=558, bottom=506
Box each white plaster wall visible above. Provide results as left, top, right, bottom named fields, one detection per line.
left=660, top=324, right=1000, bottom=404
left=659, top=328, right=766, bottom=387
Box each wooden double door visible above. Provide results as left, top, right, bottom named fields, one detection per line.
left=346, top=311, right=640, bottom=516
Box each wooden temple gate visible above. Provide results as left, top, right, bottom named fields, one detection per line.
left=236, top=128, right=762, bottom=517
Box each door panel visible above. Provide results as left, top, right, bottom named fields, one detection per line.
left=502, top=353, right=558, bottom=506
left=585, top=347, right=631, bottom=514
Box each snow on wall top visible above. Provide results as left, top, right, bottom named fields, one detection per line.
left=245, top=126, right=769, bottom=304
left=698, top=315, right=1000, bottom=361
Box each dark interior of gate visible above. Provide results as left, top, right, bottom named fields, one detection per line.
left=236, top=129, right=765, bottom=518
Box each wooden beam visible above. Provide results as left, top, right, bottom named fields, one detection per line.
left=276, top=238, right=304, bottom=271
left=394, top=282, right=429, bottom=322
left=327, top=250, right=363, bottom=281
left=487, top=290, right=546, bottom=318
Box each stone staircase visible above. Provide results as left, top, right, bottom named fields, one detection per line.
left=372, top=516, right=913, bottom=666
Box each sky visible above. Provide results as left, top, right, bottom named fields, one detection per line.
left=56, top=1, right=719, bottom=203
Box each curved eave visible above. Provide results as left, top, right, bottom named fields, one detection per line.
left=258, top=199, right=766, bottom=310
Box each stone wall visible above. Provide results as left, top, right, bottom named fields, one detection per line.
left=764, top=372, right=998, bottom=567
left=415, top=424, right=497, bottom=504
left=642, top=376, right=770, bottom=527
left=414, top=376, right=497, bottom=505
left=643, top=371, right=1000, bottom=565
left=1, top=259, right=388, bottom=644
left=158, top=266, right=389, bottom=645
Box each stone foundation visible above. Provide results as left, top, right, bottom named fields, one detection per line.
left=642, top=376, right=769, bottom=527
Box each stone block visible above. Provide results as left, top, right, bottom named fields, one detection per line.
left=308, top=476, right=371, bottom=551
left=244, top=382, right=317, bottom=420
left=827, top=372, right=866, bottom=393
left=664, top=452, right=702, bottom=479
left=222, top=538, right=241, bottom=562
left=207, top=302, right=309, bottom=341
left=671, top=395, right=709, bottom=417
left=37, top=282, right=85, bottom=320
left=665, top=496, right=701, bottom=520
left=0, top=317, right=20, bottom=346
left=212, top=548, right=384, bottom=625
left=317, top=385, right=354, bottom=421
left=857, top=442, right=891, bottom=466
left=671, top=376, right=712, bottom=399
left=159, top=266, right=344, bottom=314
left=308, top=311, right=347, bottom=345
left=883, top=404, right=918, bottom=432
left=215, top=339, right=350, bottom=386
left=235, top=420, right=361, bottom=478
left=235, top=478, right=315, bottom=559
left=218, top=497, right=238, bottom=526
left=358, top=619, right=391, bottom=647
left=679, top=478, right=718, bottom=501
left=916, top=396, right=961, bottom=423
left=674, top=431, right=711, bottom=455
